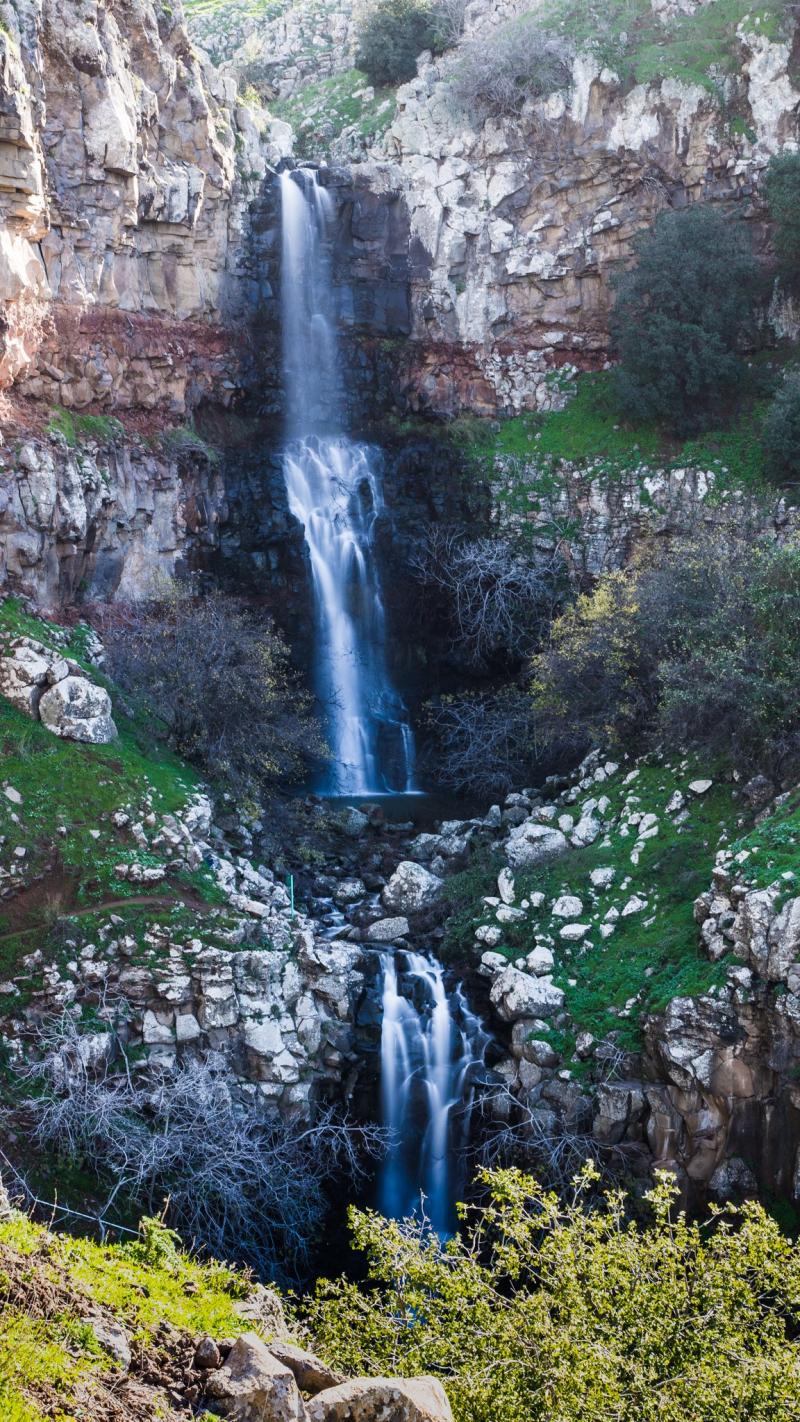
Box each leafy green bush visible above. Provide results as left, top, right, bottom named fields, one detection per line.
left=762, top=372, right=800, bottom=483
left=305, top=1166, right=800, bottom=1422
left=355, top=0, right=441, bottom=87
left=532, top=534, right=800, bottom=777
left=611, top=204, right=760, bottom=435
left=764, top=150, right=800, bottom=289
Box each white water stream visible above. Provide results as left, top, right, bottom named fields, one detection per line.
left=280, top=168, right=487, bottom=1230
left=378, top=951, right=489, bottom=1236
left=280, top=168, right=415, bottom=794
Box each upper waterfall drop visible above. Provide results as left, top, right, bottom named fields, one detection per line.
left=279, top=167, right=416, bottom=795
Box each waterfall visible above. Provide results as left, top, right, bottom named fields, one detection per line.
left=378, top=950, right=489, bottom=1236
left=279, top=168, right=416, bottom=795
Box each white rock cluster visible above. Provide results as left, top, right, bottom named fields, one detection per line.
left=0, top=635, right=116, bottom=743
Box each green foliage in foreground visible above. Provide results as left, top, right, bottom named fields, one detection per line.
left=307, top=1167, right=800, bottom=1422
left=0, top=1211, right=253, bottom=1421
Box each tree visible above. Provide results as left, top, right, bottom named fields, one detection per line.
left=531, top=570, right=650, bottom=753
left=20, top=1012, right=384, bottom=1283
left=764, top=150, right=800, bottom=289
left=531, top=533, right=800, bottom=780
left=611, top=204, right=761, bottom=434
left=304, top=1165, right=800, bottom=1422
left=409, top=527, right=563, bottom=670
left=355, top=0, right=442, bottom=87
left=424, top=687, right=542, bottom=796
left=104, top=583, right=325, bottom=797
left=762, top=371, right=800, bottom=483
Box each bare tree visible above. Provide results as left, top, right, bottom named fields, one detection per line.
left=425, top=687, right=541, bottom=797
left=474, top=1084, right=627, bottom=1190
left=410, top=527, right=562, bottom=669
left=432, top=0, right=467, bottom=47
left=450, top=16, right=573, bottom=117
left=18, top=1015, right=385, bottom=1283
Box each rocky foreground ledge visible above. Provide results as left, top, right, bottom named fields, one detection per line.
left=0, top=1190, right=450, bottom=1421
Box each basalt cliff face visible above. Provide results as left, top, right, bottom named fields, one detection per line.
left=349, top=1, right=800, bottom=415
left=0, top=0, right=291, bottom=610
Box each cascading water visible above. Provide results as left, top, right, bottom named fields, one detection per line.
left=378, top=950, right=489, bottom=1236
left=279, top=167, right=416, bottom=795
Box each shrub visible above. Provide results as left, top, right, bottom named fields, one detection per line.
left=424, top=687, right=542, bottom=797
left=22, top=1015, right=384, bottom=1283
left=304, top=1165, right=800, bottom=1422
left=355, top=0, right=441, bottom=88
left=105, top=582, right=325, bottom=796
left=409, top=527, right=564, bottom=670
left=762, top=372, right=800, bottom=483
left=611, top=204, right=761, bottom=435
left=451, top=14, right=572, bottom=116
left=764, top=150, right=800, bottom=287
left=532, top=534, right=800, bottom=779
left=532, top=571, right=649, bottom=754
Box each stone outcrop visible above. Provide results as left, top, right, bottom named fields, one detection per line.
left=0, top=633, right=117, bottom=740
left=0, top=430, right=224, bottom=608
left=637, top=870, right=800, bottom=1202
left=213, top=0, right=797, bottom=421
left=0, top=0, right=280, bottom=416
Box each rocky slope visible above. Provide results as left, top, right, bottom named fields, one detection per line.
left=0, top=1195, right=451, bottom=1421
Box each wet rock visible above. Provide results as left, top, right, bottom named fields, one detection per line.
left=363, top=916, right=410, bottom=943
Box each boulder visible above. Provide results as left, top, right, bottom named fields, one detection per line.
left=0, top=636, right=68, bottom=717
left=268, top=1341, right=346, bottom=1396
left=505, top=821, right=567, bottom=871
left=552, top=895, right=583, bottom=918
left=38, top=675, right=117, bottom=744
left=204, top=1333, right=306, bottom=1421
left=490, top=966, right=565, bottom=1022
left=364, top=917, right=410, bottom=943
left=308, top=1376, right=452, bottom=1422
left=382, top=862, right=443, bottom=915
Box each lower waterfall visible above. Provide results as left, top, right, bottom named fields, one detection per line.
left=378, top=950, right=489, bottom=1236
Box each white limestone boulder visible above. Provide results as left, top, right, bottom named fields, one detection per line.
left=382, top=861, right=444, bottom=915
left=490, top=966, right=565, bottom=1022
left=38, top=675, right=117, bottom=743
left=204, top=1333, right=306, bottom=1421
left=0, top=636, right=69, bottom=717
left=308, top=1375, right=453, bottom=1422
left=505, top=820, right=567, bottom=871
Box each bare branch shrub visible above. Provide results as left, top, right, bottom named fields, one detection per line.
left=474, top=1084, right=626, bottom=1190
left=431, top=0, right=467, bottom=47
left=424, top=687, right=542, bottom=797
left=19, top=1016, right=385, bottom=1282
left=409, top=527, right=562, bottom=670
left=450, top=16, right=573, bottom=117
left=103, top=581, right=325, bottom=798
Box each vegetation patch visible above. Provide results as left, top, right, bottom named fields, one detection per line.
left=271, top=68, right=397, bottom=158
